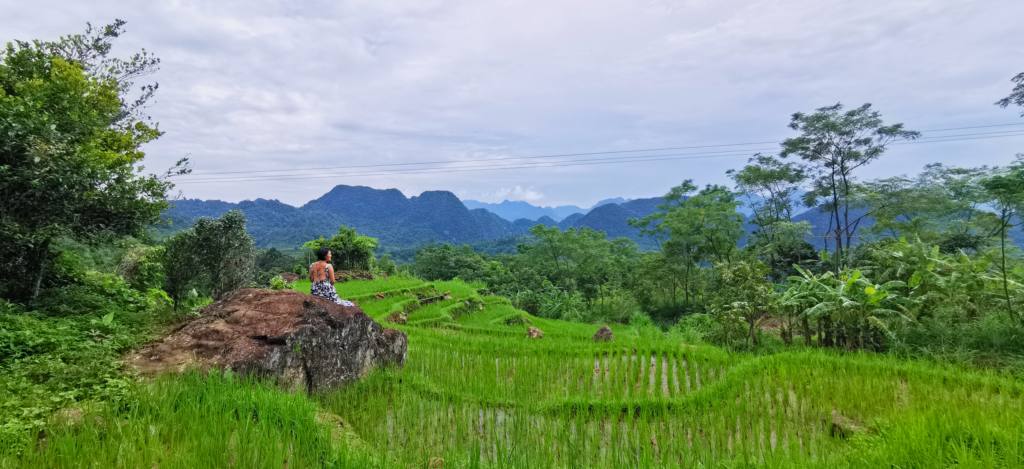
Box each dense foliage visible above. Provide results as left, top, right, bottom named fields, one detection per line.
left=2, top=21, right=1023, bottom=468
left=163, top=210, right=258, bottom=307
left=405, top=102, right=1024, bottom=370
left=0, top=21, right=186, bottom=301
left=302, top=225, right=379, bottom=271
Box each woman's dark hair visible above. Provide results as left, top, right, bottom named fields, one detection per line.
left=315, top=247, right=331, bottom=261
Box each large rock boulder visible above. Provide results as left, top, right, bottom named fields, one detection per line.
left=125, top=289, right=407, bottom=393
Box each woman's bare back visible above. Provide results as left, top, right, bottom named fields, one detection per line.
left=309, top=261, right=332, bottom=283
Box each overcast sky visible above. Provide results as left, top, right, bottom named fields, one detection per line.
left=5, top=0, right=1023, bottom=207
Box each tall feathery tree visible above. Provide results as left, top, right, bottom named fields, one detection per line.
left=780, top=103, right=919, bottom=270
left=995, top=72, right=1024, bottom=116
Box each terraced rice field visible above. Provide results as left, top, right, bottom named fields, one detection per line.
left=328, top=277, right=1024, bottom=468
left=4, top=276, right=1023, bottom=468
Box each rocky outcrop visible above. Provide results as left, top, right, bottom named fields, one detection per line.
left=593, top=325, right=614, bottom=342
left=125, top=289, right=407, bottom=393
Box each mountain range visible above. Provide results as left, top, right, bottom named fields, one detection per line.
left=461, top=197, right=632, bottom=222
left=160, top=184, right=950, bottom=256
left=159, top=186, right=665, bottom=250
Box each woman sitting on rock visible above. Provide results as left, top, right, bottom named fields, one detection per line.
left=308, top=247, right=356, bottom=307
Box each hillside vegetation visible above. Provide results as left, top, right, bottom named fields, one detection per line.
left=4, top=20, right=1024, bottom=469
left=4, top=277, right=1022, bottom=468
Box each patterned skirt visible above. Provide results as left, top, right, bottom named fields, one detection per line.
left=310, top=280, right=355, bottom=307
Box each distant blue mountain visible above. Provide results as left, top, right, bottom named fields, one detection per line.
left=734, top=190, right=810, bottom=218
left=462, top=197, right=633, bottom=222
left=165, top=185, right=1017, bottom=256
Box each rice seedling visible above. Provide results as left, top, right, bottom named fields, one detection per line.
left=0, top=371, right=374, bottom=468
left=7, top=278, right=1023, bottom=468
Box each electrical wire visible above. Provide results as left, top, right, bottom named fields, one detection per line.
left=177, top=122, right=1024, bottom=178
left=177, top=126, right=1024, bottom=184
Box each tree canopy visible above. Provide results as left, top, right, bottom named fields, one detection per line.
left=0, top=21, right=185, bottom=300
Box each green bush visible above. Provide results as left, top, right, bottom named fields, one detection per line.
left=268, top=276, right=293, bottom=291
left=116, top=245, right=165, bottom=291
left=670, top=313, right=718, bottom=344
left=0, top=275, right=170, bottom=444
left=628, top=311, right=663, bottom=341
left=163, top=210, right=258, bottom=307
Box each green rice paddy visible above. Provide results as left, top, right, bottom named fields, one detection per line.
left=4, top=277, right=1023, bottom=468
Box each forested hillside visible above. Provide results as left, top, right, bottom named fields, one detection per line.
left=159, top=185, right=669, bottom=250
left=166, top=186, right=1010, bottom=255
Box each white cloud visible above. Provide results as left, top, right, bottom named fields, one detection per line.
left=485, top=186, right=546, bottom=204
left=3, top=0, right=1023, bottom=206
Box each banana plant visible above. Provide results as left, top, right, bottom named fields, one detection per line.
left=771, top=280, right=816, bottom=346
left=788, top=266, right=910, bottom=350
left=860, top=238, right=989, bottom=318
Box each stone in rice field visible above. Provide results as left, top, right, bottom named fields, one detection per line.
left=526, top=327, right=544, bottom=339
left=593, top=325, right=614, bottom=342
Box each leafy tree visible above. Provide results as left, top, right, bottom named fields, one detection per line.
left=631, top=181, right=702, bottom=308
left=728, top=154, right=814, bottom=278
left=662, top=185, right=744, bottom=265
left=519, top=225, right=617, bottom=305
left=980, top=157, right=1024, bottom=325
left=859, top=164, right=995, bottom=252
left=302, top=225, right=379, bottom=271
left=412, top=244, right=485, bottom=281
left=163, top=210, right=258, bottom=307
left=728, top=153, right=806, bottom=227
left=780, top=103, right=919, bottom=268
left=0, top=21, right=186, bottom=301
left=706, top=261, right=774, bottom=346
left=255, top=248, right=297, bottom=274
left=375, top=254, right=397, bottom=276
left=628, top=180, right=695, bottom=251
left=629, top=181, right=744, bottom=311
left=995, top=72, right=1024, bottom=116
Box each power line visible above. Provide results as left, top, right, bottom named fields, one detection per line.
left=916, top=122, right=1024, bottom=132
left=911, top=129, right=1024, bottom=140
left=181, top=147, right=780, bottom=183
left=180, top=131, right=1024, bottom=185
left=176, top=129, right=1024, bottom=186
left=182, top=148, right=779, bottom=183
left=181, top=153, right=761, bottom=184
left=178, top=122, right=1024, bottom=178
left=178, top=141, right=782, bottom=177
left=891, top=132, right=1024, bottom=145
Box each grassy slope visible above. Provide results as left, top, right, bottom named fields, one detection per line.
left=4, top=277, right=1023, bottom=468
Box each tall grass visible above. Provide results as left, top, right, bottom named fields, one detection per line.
left=6, top=278, right=1023, bottom=468
left=1, top=371, right=375, bottom=468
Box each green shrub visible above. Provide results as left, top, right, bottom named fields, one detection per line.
left=670, top=313, right=717, bottom=344
left=0, top=278, right=168, bottom=444
left=163, top=210, right=258, bottom=307
left=628, top=311, right=663, bottom=341
left=268, top=276, right=293, bottom=291
left=116, top=245, right=165, bottom=291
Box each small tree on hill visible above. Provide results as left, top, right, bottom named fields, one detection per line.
left=163, top=210, right=258, bottom=307
left=302, top=225, right=379, bottom=271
